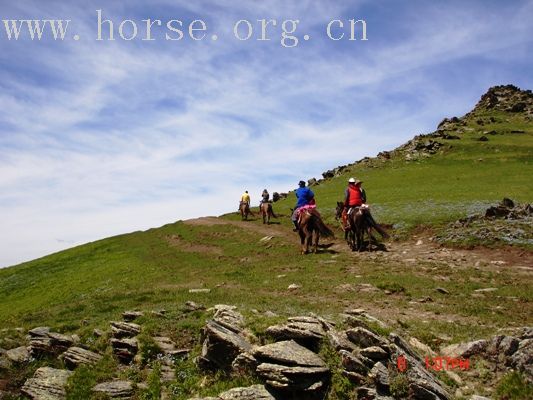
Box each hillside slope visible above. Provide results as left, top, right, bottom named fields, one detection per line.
left=0, top=85, right=532, bottom=399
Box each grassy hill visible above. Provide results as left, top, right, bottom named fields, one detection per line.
left=0, top=85, right=532, bottom=399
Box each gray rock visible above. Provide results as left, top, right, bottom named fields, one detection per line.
left=327, top=329, right=357, bottom=352
left=60, top=346, right=102, bottom=369
left=110, top=338, right=138, bottom=364
left=265, top=320, right=325, bottom=348
left=470, top=396, right=491, bottom=400
left=184, top=301, right=206, bottom=312
left=441, top=339, right=488, bottom=358
left=198, top=320, right=252, bottom=370
left=152, top=336, right=177, bottom=354
left=339, top=350, right=371, bottom=374
left=508, top=338, right=532, bottom=377
left=6, top=346, right=29, bottom=364
left=360, top=346, right=389, bottom=361
left=346, top=327, right=389, bottom=348
left=256, top=362, right=330, bottom=391
left=253, top=340, right=326, bottom=367
left=28, top=328, right=74, bottom=357
left=21, top=367, right=72, bottom=400
left=369, top=361, right=390, bottom=389
left=92, top=380, right=133, bottom=399
left=499, top=336, right=520, bottom=356
left=122, top=311, right=144, bottom=322
left=110, top=321, right=141, bottom=338
left=213, top=307, right=245, bottom=333
left=218, top=384, right=275, bottom=400
left=231, top=352, right=258, bottom=374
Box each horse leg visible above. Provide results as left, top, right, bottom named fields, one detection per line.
left=299, top=230, right=307, bottom=254
left=313, top=230, right=319, bottom=253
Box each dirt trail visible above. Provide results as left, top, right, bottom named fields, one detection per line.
left=185, top=216, right=533, bottom=272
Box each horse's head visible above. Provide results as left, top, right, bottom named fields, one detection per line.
left=335, top=201, right=344, bottom=220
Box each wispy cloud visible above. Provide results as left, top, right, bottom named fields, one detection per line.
left=1, top=0, right=532, bottom=267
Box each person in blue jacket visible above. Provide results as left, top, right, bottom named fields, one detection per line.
left=291, top=180, right=315, bottom=231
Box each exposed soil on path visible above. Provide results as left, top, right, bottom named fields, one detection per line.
left=185, top=216, right=533, bottom=272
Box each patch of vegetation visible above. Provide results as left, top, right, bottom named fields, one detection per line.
left=139, top=362, right=161, bottom=400
left=66, top=354, right=117, bottom=400
left=494, top=371, right=533, bottom=400
left=389, top=370, right=410, bottom=399
left=319, top=343, right=358, bottom=400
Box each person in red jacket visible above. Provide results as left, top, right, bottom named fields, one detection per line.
left=342, top=177, right=388, bottom=238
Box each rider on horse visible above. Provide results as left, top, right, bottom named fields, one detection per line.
left=260, top=189, right=270, bottom=206
left=240, top=190, right=250, bottom=210
left=342, top=178, right=365, bottom=228
left=292, top=180, right=315, bottom=231
left=342, top=178, right=388, bottom=238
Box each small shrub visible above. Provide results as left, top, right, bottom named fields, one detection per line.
left=389, top=371, right=410, bottom=398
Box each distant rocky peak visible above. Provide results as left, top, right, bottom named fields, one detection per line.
left=471, top=84, right=533, bottom=115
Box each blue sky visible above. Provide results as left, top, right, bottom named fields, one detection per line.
left=0, top=0, right=532, bottom=267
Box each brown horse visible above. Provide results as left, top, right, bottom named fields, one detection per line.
left=297, top=208, right=335, bottom=254
left=260, top=202, right=277, bottom=224
left=239, top=202, right=252, bottom=220
left=335, top=202, right=388, bottom=251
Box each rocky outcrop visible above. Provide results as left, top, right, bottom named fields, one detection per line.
left=469, top=84, right=533, bottom=116
left=60, top=346, right=102, bottom=369
left=92, top=380, right=134, bottom=399
left=28, top=327, right=75, bottom=357
left=253, top=340, right=330, bottom=398
left=111, top=337, right=138, bottom=364
left=189, top=385, right=275, bottom=400
left=5, top=346, right=29, bottom=364
left=122, top=311, right=144, bottom=322
left=197, top=307, right=253, bottom=371
left=21, top=367, right=72, bottom=400
left=110, top=321, right=141, bottom=338
left=265, top=316, right=326, bottom=349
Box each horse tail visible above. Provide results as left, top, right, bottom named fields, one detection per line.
left=269, top=204, right=277, bottom=218
left=313, top=214, right=335, bottom=238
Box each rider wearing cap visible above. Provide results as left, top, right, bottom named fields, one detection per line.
left=292, top=180, right=315, bottom=231
left=343, top=177, right=388, bottom=238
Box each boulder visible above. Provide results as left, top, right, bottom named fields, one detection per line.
left=441, top=339, right=488, bottom=358
left=218, top=384, right=275, bottom=400
left=369, top=362, right=390, bottom=390
left=360, top=346, right=389, bottom=361
left=110, top=338, right=138, bottom=364
left=253, top=340, right=326, bottom=368
left=60, top=346, right=102, bottom=369
left=6, top=346, right=30, bottom=364
left=256, top=362, right=330, bottom=391
left=110, top=321, right=141, bottom=338
left=508, top=338, right=533, bottom=378
left=346, top=327, right=389, bottom=349
left=122, top=311, right=144, bottom=322
left=28, top=328, right=74, bottom=357
left=253, top=340, right=329, bottom=397
left=197, top=320, right=252, bottom=370
left=339, top=350, right=372, bottom=374
left=212, top=306, right=245, bottom=333
left=265, top=319, right=325, bottom=349
left=92, top=380, right=133, bottom=399
left=21, top=367, right=72, bottom=400
left=327, top=329, right=357, bottom=352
